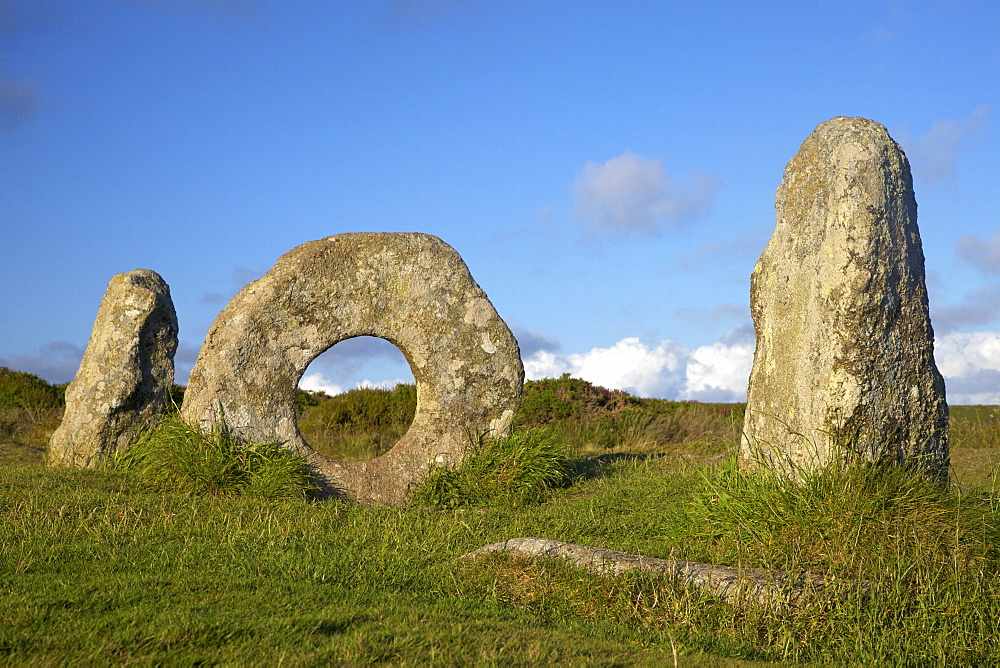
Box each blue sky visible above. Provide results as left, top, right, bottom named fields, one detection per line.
left=2, top=1, right=998, bottom=403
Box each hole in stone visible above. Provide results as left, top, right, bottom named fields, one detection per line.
left=296, top=336, right=416, bottom=462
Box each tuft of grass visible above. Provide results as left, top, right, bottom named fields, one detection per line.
left=115, top=415, right=317, bottom=499
left=413, top=428, right=573, bottom=508
left=688, top=456, right=1000, bottom=580
left=651, top=457, right=1000, bottom=663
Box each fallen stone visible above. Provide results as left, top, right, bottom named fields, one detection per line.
left=181, top=233, right=523, bottom=505
left=460, top=537, right=862, bottom=607
left=741, top=117, right=948, bottom=478
left=48, top=269, right=178, bottom=467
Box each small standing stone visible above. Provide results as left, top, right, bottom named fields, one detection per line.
left=741, top=117, right=948, bottom=478
left=48, top=269, right=178, bottom=467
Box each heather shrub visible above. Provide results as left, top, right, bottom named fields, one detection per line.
left=297, top=383, right=416, bottom=460
left=516, top=374, right=742, bottom=455
left=0, top=367, right=65, bottom=465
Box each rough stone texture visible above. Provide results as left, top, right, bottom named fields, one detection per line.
left=461, top=537, right=861, bottom=607
left=741, top=117, right=948, bottom=478
left=48, top=269, right=178, bottom=467
left=180, top=233, right=524, bottom=505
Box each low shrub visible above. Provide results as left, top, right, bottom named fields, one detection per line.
left=0, top=367, right=64, bottom=416
left=294, top=388, right=326, bottom=414
left=515, top=373, right=643, bottom=425
left=297, top=383, right=416, bottom=460
left=515, top=374, right=742, bottom=456
left=0, top=368, right=66, bottom=465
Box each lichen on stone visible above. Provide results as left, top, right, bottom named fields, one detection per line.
left=181, top=233, right=524, bottom=505
left=742, top=117, right=949, bottom=479
left=48, top=269, right=178, bottom=468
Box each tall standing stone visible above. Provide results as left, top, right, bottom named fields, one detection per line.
left=741, top=117, right=948, bottom=478
left=49, top=269, right=178, bottom=467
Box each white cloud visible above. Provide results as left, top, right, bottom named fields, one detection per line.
left=934, top=331, right=1000, bottom=405
left=572, top=152, right=719, bottom=234
left=298, top=373, right=411, bottom=396
left=523, top=331, right=752, bottom=402
left=935, top=331, right=1000, bottom=377
left=522, top=350, right=567, bottom=381
left=684, top=339, right=755, bottom=402
left=298, top=372, right=346, bottom=396
left=521, top=327, right=1000, bottom=405
left=356, top=377, right=409, bottom=390
left=898, top=105, right=990, bottom=186
left=570, top=337, right=687, bottom=398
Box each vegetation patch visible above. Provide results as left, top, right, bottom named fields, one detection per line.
left=1, top=371, right=999, bottom=663
left=115, top=415, right=317, bottom=499
left=516, top=374, right=743, bottom=456
left=0, top=367, right=64, bottom=415
left=296, top=384, right=416, bottom=460
left=690, top=457, right=999, bottom=576
left=0, top=367, right=65, bottom=466
left=294, top=375, right=743, bottom=461
left=413, top=427, right=573, bottom=508
left=515, top=373, right=645, bottom=424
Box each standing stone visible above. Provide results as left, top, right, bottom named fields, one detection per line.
left=49, top=269, right=178, bottom=467
left=741, top=117, right=948, bottom=478
left=181, top=233, right=523, bottom=505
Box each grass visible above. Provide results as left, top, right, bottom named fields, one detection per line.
left=1, top=368, right=999, bottom=664
left=413, top=427, right=573, bottom=508
left=115, top=415, right=317, bottom=499
left=950, top=405, right=1000, bottom=491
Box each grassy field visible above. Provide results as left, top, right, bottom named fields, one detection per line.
left=2, top=368, right=999, bottom=664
